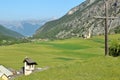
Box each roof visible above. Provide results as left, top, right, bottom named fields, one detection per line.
left=0, top=72, right=4, bottom=77
left=0, top=65, right=13, bottom=77
left=23, top=58, right=37, bottom=65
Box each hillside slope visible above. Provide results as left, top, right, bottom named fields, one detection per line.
left=34, top=0, right=120, bottom=39
left=0, top=25, right=23, bottom=40
left=0, top=19, right=52, bottom=36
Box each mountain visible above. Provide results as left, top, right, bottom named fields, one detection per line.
left=0, top=19, right=55, bottom=36
left=33, top=0, right=120, bottom=39
left=0, top=25, right=23, bottom=40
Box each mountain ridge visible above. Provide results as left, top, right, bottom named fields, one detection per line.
left=0, top=18, right=56, bottom=36
left=0, top=25, right=23, bottom=40
left=34, top=0, right=120, bottom=39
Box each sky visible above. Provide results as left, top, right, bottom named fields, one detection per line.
left=0, top=0, right=85, bottom=21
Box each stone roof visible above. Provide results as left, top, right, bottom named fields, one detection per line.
left=23, top=58, right=37, bottom=65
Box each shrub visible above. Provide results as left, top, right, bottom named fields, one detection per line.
left=114, top=25, right=120, bottom=33
left=109, top=40, right=120, bottom=57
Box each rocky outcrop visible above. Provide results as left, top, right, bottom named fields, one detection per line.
left=34, top=0, right=120, bottom=39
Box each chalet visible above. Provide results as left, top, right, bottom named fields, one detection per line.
left=0, top=65, right=13, bottom=80
left=23, top=58, right=37, bottom=76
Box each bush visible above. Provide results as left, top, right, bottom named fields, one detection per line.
left=109, top=40, right=120, bottom=57
left=114, top=25, right=120, bottom=33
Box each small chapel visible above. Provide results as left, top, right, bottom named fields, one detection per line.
left=23, top=57, right=37, bottom=76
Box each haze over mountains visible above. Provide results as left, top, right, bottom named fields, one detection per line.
left=0, top=18, right=56, bottom=36
left=0, top=0, right=120, bottom=40
left=33, top=0, right=120, bottom=39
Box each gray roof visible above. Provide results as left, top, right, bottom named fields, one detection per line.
left=23, top=58, right=37, bottom=65
left=0, top=65, right=13, bottom=77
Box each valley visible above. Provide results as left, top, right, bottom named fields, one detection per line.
left=0, top=0, right=120, bottom=80
left=0, top=34, right=119, bottom=80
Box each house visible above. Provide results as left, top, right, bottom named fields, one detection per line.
left=0, top=73, right=8, bottom=80
left=0, top=65, right=13, bottom=80
left=23, top=58, right=37, bottom=76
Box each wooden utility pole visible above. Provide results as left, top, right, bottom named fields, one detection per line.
left=94, top=0, right=118, bottom=56
left=104, top=0, right=108, bottom=56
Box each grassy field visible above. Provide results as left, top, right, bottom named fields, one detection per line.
left=0, top=34, right=120, bottom=80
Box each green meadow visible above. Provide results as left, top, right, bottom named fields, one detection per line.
left=0, top=34, right=120, bottom=80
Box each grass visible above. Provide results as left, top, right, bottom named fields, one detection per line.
left=0, top=34, right=120, bottom=80
left=15, top=57, right=120, bottom=80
